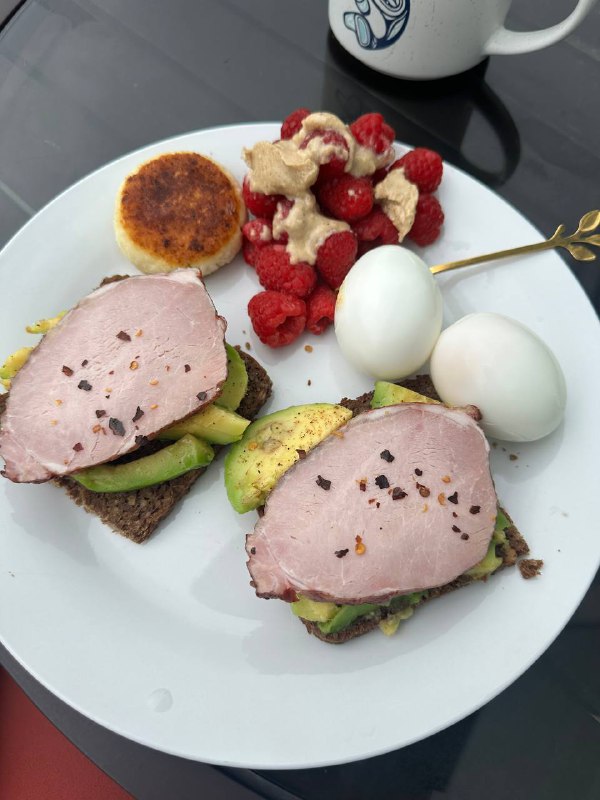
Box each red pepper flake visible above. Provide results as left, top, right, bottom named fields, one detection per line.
left=166, top=365, right=171, bottom=372
left=92, top=424, right=102, bottom=433
left=197, top=391, right=208, bottom=402
left=461, top=533, right=470, bottom=540
left=135, top=329, right=143, bottom=337
left=375, top=475, right=389, bottom=489
left=135, top=435, right=148, bottom=447
left=452, top=511, right=458, bottom=518
left=441, top=475, right=452, bottom=483
left=376, top=502, right=380, bottom=508
left=116, top=330, right=131, bottom=341
left=448, top=491, right=459, bottom=504
left=78, top=380, right=92, bottom=391
left=149, top=378, right=159, bottom=386
left=132, top=406, right=144, bottom=423
left=470, top=505, right=481, bottom=514
left=108, top=370, right=114, bottom=375
left=358, top=479, right=367, bottom=492
left=81, top=359, right=88, bottom=367
left=184, top=364, right=191, bottom=373
left=130, top=360, right=139, bottom=370
left=73, top=442, right=83, bottom=452
left=392, top=487, right=407, bottom=500
left=62, top=365, right=74, bottom=376
left=109, top=417, right=125, bottom=436
left=437, top=493, right=446, bottom=506
left=54, top=399, right=62, bottom=406
left=452, top=525, right=461, bottom=533
left=316, top=475, right=331, bottom=490
left=380, top=449, right=395, bottom=463
left=368, top=498, right=376, bottom=504
left=250, top=546, right=257, bottom=555
left=415, top=468, right=423, bottom=476
left=416, top=483, right=430, bottom=498
left=95, top=409, right=106, bottom=418
left=296, top=449, right=307, bottom=459
left=355, top=535, right=366, bottom=555
left=335, top=548, right=349, bottom=558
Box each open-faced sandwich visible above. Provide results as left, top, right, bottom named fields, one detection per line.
left=224, top=376, right=529, bottom=643
left=0, top=270, right=271, bottom=542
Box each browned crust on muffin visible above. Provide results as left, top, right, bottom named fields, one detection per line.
left=117, top=152, right=244, bottom=267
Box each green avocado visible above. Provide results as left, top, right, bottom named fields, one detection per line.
left=291, top=596, right=337, bottom=623
left=215, top=344, right=248, bottom=412
left=371, top=380, right=440, bottom=409
left=159, top=404, right=249, bottom=445
left=465, top=510, right=508, bottom=579
left=317, top=603, right=380, bottom=635
left=224, top=403, right=353, bottom=513
left=71, top=434, right=214, bottom=493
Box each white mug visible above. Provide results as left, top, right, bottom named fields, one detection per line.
left=328, top=0, right=598, bottom=80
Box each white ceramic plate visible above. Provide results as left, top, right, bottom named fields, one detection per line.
left=1, top=124, right=599, bottom=769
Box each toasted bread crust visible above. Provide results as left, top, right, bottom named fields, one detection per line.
left=115, top=152, right=246, bottom=275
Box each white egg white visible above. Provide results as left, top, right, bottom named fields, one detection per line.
left=430, top=312, right=566, bottom=442
left=334, top=246, right=443, bottom=380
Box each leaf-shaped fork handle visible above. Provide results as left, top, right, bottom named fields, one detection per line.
left=430, top=210, right=600, bottom=275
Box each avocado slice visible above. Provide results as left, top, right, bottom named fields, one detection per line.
left=71, top=434, right=214, bottom=493
left=465, top=511, right=508, bottom=579
left=0, top=346, right=34, bottom=388
left=371, top=380, right=441, bottom=409
left=291, top=596, right=337, bottom=623
left=159, top=404, right=249, bottom=445
left=224, top=403, right=353, bottom=513
left=317, top=603, right=380, bottom=635
left=215, top=344, right=248, bottom=412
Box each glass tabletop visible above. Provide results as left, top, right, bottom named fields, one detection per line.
left=1, top=1, right=599, bottom=798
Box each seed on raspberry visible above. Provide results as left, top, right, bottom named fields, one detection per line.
left=256, top=244, right=317, bottom=298
left=243, top=218, right=273, bottom=245
left=408, top=194, right=445, bottom=247
left=352, top=206, right=399, bottom=254
left=306, top=283, right=336, bottom=335
left=349, top=113, right=395, bottom=156
left=248, top=291, right=306, bottom=348
left=315, top=230, right=358, bottom=290
left=391, top=148, right=443, bottom=194
left=299, top=129, right=349, bottom=180
left=281, top=108, right=311, bottom=140
left=317, top=175, right=374, bottom=223
left=242, top=175, right=281, bottom=219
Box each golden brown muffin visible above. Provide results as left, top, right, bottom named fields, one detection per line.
left=115, top=152, right=246, bottom=275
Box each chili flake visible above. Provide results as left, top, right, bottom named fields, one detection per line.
left=470, top=505, right=481, bottom=514
left=375, top=475, right=389, bottom=489
left=355, top=535, right=366, bottom=555
left=197, top=391, right=208, bottom=401
left=441, top=475, right=451, bottom=483
left=116, top=330, right=131, bottom=341
left=461, top=533, right=470, bottom=540
left=316, top=475, right=331, bottom=491
left=335, top=548, right=349, bottom=558
left=81, top=359, right=89, bottom=367
left=109, top=417, right=125, bottom=436
left=132, top=406, right=144, bottom=423
left=392, top=487, right=407, bottom=500
left=149, top=378, right=159, bottom=386
left=73, top=442, right=83, bottom=452
left=92, top=424, right=102, bottom=433
left=380, top=449, right=395, bottom=463
left=452, top=525, right=461, bottom=533
left=135, top=329, right=143, bottom=337
left=447, top=491, right=459, bottom=504
left=54, top=399, right=63, bottom=406
left=149, top=403, right=159, bottom=410
left=130, top=360, right=139, bottom=370
left=250, top=546, right=257, bottom=555
left=78, top=380, right=92, bottom=391
left=358, top=479, right=367, bottom=492
left=62, top=365, right=74, bottom=376
left=416, top=483, right=430, bottom=498
left=437, top=493, right=446, bottom=506
left=95, top=409, right=106, bottom=418
left=415, top=468, right=423, bottom=476
left=184, top=364, right=191, bottom=373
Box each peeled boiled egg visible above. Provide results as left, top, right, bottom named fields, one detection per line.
left=334, top=246, right=443, bottom=380
left=430, top=312, right=566, bottom=442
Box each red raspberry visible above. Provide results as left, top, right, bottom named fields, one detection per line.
left=242, top=176, right=281, bottom=219
left=372, top=167, right=388, bottom=185
left=248, top=291, right=306, bottom=348
left=299, top=129, right=349, bottom=180
left=281, top=108, right=311, bottom=140
left=349, top=113, right=395, bottom=155
left=391, top=148, right=443, bottom=194
left=242, top=238, right=259, bottom=267
left=315, top=230, right=358, bottom=290
left=306, top=283, right=336, bottom=335
left=256, top=245, right=317, bottom=298
left=243, top=218, right=273, bottom=245
left=352, top=206, right=399, bottom=254
left=408, top=194, right=444, bottom=246
left=317, top=175, right=374, bottom=223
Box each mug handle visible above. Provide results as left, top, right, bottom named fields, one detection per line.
left=484, top=0, right=597, bottom=55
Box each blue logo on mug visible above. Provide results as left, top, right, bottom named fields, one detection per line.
left=343, top=0, right=410, bottom=50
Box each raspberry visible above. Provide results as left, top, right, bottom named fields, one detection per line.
left=306, top=283, right=336, bottom=335
left=248, top=291, right=306, bottom=348
left=408, top=194, right=444, bottom=247
left=242, top=218, right=273, bottom=245
left=349, top=113, right=395, bottom=155
left=317, top=175, right=374, bottom=223
left=242, top=238, right=259, bottom=267
left=256, top=245, right=317, bottom=298
left=315, top=230, right=358, bottom=290
left=391, top=148, right=443, bottom=194
left=299, top=129, right=349, bottom=180
left=352, top=206, right=399, bottom=254
left=242, top=176, right=281, bottom=219
left=281, top=107, right=311, bottom=140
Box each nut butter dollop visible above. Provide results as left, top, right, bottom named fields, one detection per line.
left=242, top=140, right=318, bottom=196
left=374, top=170, right=418, bottom=242
left=273, top=193, right=349, bottom=265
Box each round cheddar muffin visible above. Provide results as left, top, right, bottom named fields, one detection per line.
left=115, top=152, right=246, bottom=276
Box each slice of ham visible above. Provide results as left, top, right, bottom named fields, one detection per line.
left=246, top=404, right=497, bottom=604
left=1, top=270, right=227, bottom=483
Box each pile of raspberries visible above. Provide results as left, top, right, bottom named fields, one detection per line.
left=244, top=109, right=444, bottom=348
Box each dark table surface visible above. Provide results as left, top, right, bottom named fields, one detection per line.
left=1, top=1, right=599, bottom=798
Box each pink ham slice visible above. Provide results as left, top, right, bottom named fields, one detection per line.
left=1, top=270, right=227, bottom=483
left=246, top=404, right=497, bottom=604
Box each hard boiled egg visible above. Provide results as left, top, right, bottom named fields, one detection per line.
left=334, top=246, right=443, bottom=380
left=430, top=313, right=566, bottom=442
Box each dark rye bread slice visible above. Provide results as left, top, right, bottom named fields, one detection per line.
left=54, top=349, right=271, bottom=543
left=299, top=376, right=530, bottom=644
